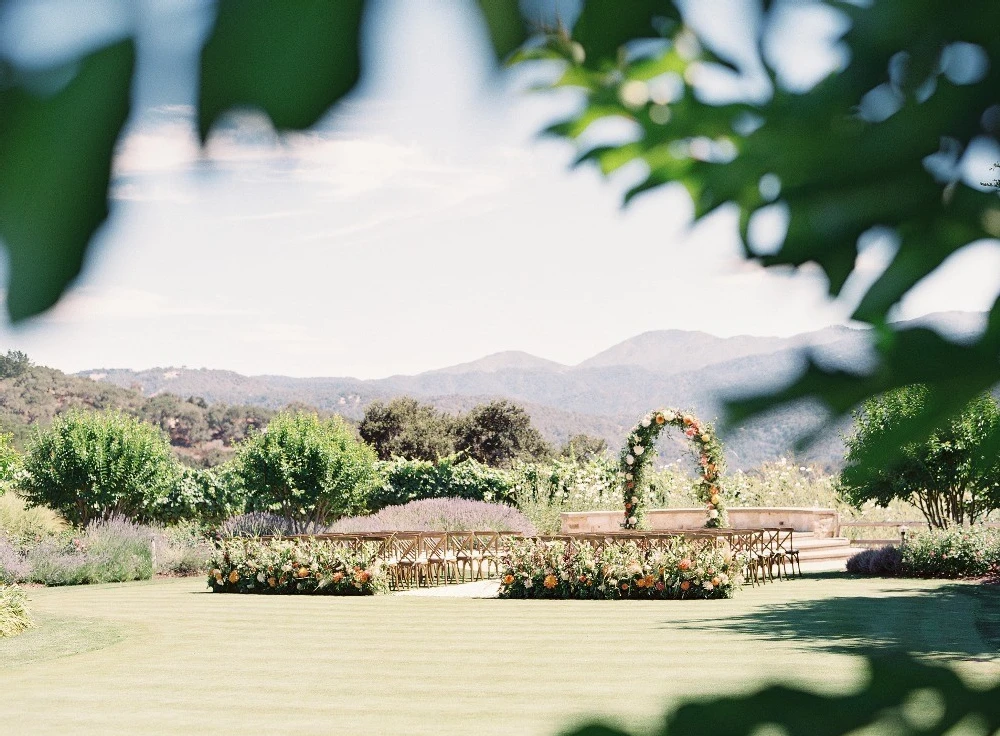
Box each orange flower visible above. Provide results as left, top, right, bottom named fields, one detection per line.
left=267, top=576, right=277, bottom=587
left=711, top=576, right=721, bottom=587
left=625, top=503, right=632, bottom=510
left=332, top=572, right=344, bottom=583
left=682, top=414, right=694, bottom=426
left=578, top=575, right=589, bottom=584
left=678, top=558, right=691, bottom=571
left=228, top=570, right=240, bottom=584
left=503, top=574, right=515, bottom=585
left=655, top=413, right=665, bottom=425
left=357, top=571, right=371, bottom=583
left=643, top=575, right=655, bottom=588
left=297, top=567, right=309, bottom=578
left=543, top=574, right=558, bottom=589
left=636, top=577, right=646, bottom=588
left=680, top=580, right=691, bottom=591
left=621, top=583, right=629, bottom=591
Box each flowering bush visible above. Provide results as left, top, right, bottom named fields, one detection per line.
left=510, top=456, right=621, bottom=534
left=847, top=528, right=1000, bottom=578
left=620, top=409, right=726, bottom=529
left=498, top=538, right=741, bottom=600
left=330, top=497, right=536, bottom=535
left=207, top=537, right=389, bottom=595
left=26, top=515, right=154, bottom=586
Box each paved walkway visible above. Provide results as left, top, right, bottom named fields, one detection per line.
left=393, top=580, right=500, bottom=598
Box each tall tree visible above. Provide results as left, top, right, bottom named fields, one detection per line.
left=453, top=400, right=550, bottom=468
left=839, top=386, right=1000, bottom=528
left=359, top=397, right=454, bottom=461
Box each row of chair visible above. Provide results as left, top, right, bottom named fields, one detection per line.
left=256, top=527, right=801, bottom=588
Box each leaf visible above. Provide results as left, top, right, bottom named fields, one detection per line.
left=474, top=0, right=528, bottom=62
left=0, top=40, right=135, bottom=322
left=573, top=0, right=682, bottom=68
left=198, top=0, right=366, bottom=141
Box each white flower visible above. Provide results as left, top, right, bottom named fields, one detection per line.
left=719, top=573, right=729, bottom=585
left=560, top=572, right=569, bottom=581
left=625, top=473, right=633, bottom=481
left=256, top=572, right=265, bottom=583
left=628, top=516, right=637, bottom=525
left=703, top=581, right=714, bottom=591
left=709, top=510, right=719, bottom=519
left=626, top=455, right=635, bottom=465
left=630, top=496, right=638, bottom=504
left=627, top=562, right=642, bottom=575
left=664, top=410, right=676, bottom=421
left=641, top=417, right=652, bottom=428
left=634, top=445, right=644, bottom=455
left=524, top=578, right=533, bottom=589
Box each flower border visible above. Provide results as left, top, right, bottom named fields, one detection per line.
left=620, top=409, right=726, bottom=529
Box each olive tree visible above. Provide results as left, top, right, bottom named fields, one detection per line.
left=17, top=410, right=180, bottom=526
left=839, top=386, right=1000, bottom=528
left=234, top=411, right=379, bottom=531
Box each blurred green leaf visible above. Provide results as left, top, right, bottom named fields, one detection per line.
left=0, top=41, right=134, bottom=322
left=474, top=0, right=528, bottom=62
left=515, top=0, right=1000, bottom=466
left=198, top=0, right=366, bottom=141
left=573, top=0, right=681, bottom=68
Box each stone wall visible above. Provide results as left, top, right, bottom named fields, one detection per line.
left=560, top=507, right=840, bottom=537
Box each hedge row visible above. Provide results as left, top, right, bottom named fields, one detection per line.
left=847, top=527, right=1000, bottom=578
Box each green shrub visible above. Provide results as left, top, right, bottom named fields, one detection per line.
left=208, top=537, right=388, bottom=595
left=236, top=412, right=379, bottom=530
left=17, top=410, right=180, bottom=526
left=901, top=527, right=1000, bottom=578
left=846, top=527, right=1000, bottom=578
left=161, top=464, right=246, bottom=524
left=371, top=455, right=514, bottom=511
left=498, top=537, right=741, bottom=600
left=26, top=516, right=154, bottom=586
left=0, top=584, right=33, bottom=637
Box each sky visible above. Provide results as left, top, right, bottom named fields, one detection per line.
left=1, top=0, right=999, bottom=379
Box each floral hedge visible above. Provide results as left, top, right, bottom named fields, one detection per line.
left=847, top=527, right=1000, bottom=579
left=207, top=537, right=389, bottom=595
left=498, top=537, right=741, bottom=600
left=620, top=409, right=726, bottom=529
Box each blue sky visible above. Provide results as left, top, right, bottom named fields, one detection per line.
left=1, top=0, right=999, bottom=378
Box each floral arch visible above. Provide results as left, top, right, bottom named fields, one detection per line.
left=620, top=409, right=726, bottom=529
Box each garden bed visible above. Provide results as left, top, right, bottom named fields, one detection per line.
left=208, top=537, right=388, bottom=595
left=498, top=537, right=742, bottom=600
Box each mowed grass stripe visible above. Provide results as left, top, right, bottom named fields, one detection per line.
left=0, top=576, right=997, bottom=735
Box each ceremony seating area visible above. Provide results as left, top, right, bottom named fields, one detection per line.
left=262, top=527, right=802, bottom=591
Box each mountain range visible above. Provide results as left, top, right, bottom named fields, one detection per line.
left=80, top=311, right=985, bottom=470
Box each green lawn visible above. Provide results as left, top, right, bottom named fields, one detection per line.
left=1, top=575, right=998, bottom=735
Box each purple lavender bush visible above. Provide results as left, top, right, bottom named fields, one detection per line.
left=0, top=536, right=28, bottom=584
left=26, top=515, right=154, bottom=586
left=217, top=512, right=298, bottom=538
left=330, top=497, right=536, bottom=535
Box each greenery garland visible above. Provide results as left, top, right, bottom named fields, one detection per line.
left=620, top=409, right=727, bottom=529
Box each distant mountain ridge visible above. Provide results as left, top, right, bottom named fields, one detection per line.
left=79, top=311, right=984, bottom=470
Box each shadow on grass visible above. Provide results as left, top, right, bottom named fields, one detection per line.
left=669, top=579, right=1000, bottom=658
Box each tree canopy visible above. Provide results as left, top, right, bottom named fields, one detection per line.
left=839, top=386, right=1000, bottom=528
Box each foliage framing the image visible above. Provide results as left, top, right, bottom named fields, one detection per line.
left=620, top=409, right=725, bottom=529
left=839, top=386, right=1000, bottom=528
left=513, top=0, right=1000, bottom=471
